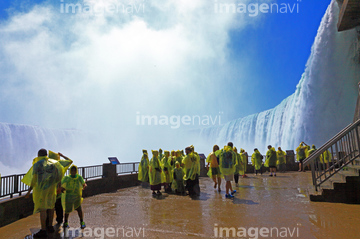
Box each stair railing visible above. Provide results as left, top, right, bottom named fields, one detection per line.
left=303, top=119, right=360, bottom=191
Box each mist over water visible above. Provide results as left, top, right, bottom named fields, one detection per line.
left=0, top=0, right=252, bottom=174
left=199, top=0, right=360, bottom=153
left=0, top=0, right=359, bottom=174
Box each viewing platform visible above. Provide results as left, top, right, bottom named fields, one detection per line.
left=1, top=172, right=359, bottom=238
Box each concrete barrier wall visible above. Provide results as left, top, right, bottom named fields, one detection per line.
left=0, top=164, right=140, bottom=228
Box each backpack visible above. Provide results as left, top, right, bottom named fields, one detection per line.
left=222, top=150, right=233, bottom=168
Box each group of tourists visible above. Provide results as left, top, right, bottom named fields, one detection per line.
left=138, top=146, right=201, bottom=198
left=296, top=141, right=332, bottom=171
left=23, top=149, right=87, bottom=238
left=138, top=142, right=289, bottom=199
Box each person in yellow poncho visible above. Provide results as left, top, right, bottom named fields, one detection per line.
left=276, top=147, right=287, bottom=173
left=219, top=142, right=237, bottom=199
left=61, top=165, right=87, bottom=229
left=265, top=145, right=278, bottom=177
left=171, top=162, right=186, bottom=195
left=190, top=145, right=201, bottom=176
left=149, top=150, right=163, bottom=196
left=240, top=149, right=248, bottom=178
left=175, top=150, right=183, bottom=167
left=182, top=147, right=200, bottom=197
left=23, top=149, right=72, bottom=238
left=252, top=148, right=263, bottom=175
left=161, top=151, right=173, bottom=193
left=159, top=148, right=163, bottom=164
left=206, top=145, right=222, bottom=192
left=169, top=150, right=176, bottom=168
left=233, top=147, right=242, bottom=187
left=296, top=142, right=308, bottom=172
left=138, top=150, right=149, bottom=185
left=320, top=149, right=332, bottom=170
left=47, top=150, right=66, bottom=226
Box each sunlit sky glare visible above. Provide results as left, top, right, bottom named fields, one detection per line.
left=0, top=0, right=331, bottom=128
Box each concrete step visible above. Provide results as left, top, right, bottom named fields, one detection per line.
left=309, top=167, right=360, bottom=203
left=328, top=173, right=347, bottom=184
left=337, top=170, right=360, bottom=180
left=346, top=164, right=360, bottom=175
left=319, top=180, right=334, bottom=190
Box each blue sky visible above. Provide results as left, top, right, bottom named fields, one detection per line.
left=226, top=0, right=332, bottom=120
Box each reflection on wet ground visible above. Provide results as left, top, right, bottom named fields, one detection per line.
left=1, top=172, right=360, bottom=238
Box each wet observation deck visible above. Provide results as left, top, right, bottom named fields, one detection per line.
left=0, top=172, right=359, bottom=238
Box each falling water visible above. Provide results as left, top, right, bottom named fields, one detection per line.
left=199, top=0, right=360, bottom=152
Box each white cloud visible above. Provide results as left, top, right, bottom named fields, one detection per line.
left=0, top=0, right=266, bottom=164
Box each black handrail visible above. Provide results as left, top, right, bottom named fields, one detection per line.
left=0, top=162, right=139, bottom=200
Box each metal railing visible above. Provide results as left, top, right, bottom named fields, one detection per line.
left=64, top=165, right=104, bottom=180
left=116, top=162, right=139, bottom=175
left=303, top=119, right=360, bottom=191
left=0, top=174, right=29, bottom=199
left=1, top=162, right=139, bottom=200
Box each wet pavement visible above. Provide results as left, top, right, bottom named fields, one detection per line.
left=0, top=172, right=359, bottom=239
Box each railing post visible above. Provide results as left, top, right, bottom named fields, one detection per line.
left=103, top=163, right=117, bottom=178
left=311, top=160, right=317, bottom=191
left=13, top=175, right=19, bottom=198
left=133, top=163, right=136, bottom=174
left=82, top=167, right=85, bottom=180
left=355, top=126, right=360, bottom=157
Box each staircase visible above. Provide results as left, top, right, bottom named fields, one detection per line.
left=303, top=119, right=360, bottom=203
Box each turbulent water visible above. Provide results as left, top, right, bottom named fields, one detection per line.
left=199, top=0, right=360, bottom=153
left=0, top=122, right=81, bottom=172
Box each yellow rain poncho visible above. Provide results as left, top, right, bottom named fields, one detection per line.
left=251, top=150, right=263, bottom=170
left=158, top=149, right=163, bottom=164
left=276, top=149, right=287, bottom=165
left=61, top=165, right=85, bottom=213
left=161, top=151, right=172, bottom=184
left=307, top=145, right=319, bottom=160
left=149, top=151, right=163, bottom=186
left=296, top=143, right=307, bottom=162
left=169, top=151, right=176, bottom=168
left=233, top=147, right=242, bottom=175
left=22, top=156, right=73, bottom=214
left=190, top=145, right=201, bottom=175
left=32, top=150, right=60, bottom=165
left=175, top=151, right=183, bottom=167
left=206, top=151, right=221, bottom=178
left=218, top=146, right=236, bottom=176
left=265, top=147, right=277, bottom=167
left=171, top=162, right=185, bottom=192
left=138, top=152, right=149, bottom=182
left=239, top=149, right=248, bottom=175
left=182, top=152, right=199, bottom=181
left=320, top=150, right=332, bottom=164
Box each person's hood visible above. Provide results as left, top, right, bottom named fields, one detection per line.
left=69, top=165, right=78, bottom=174
left=152, top=150, right=159, bottom=157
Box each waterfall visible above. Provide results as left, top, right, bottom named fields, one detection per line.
left=199, top=0, right=360, bottom=153
left=0, top=122, right=81, bottom=169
